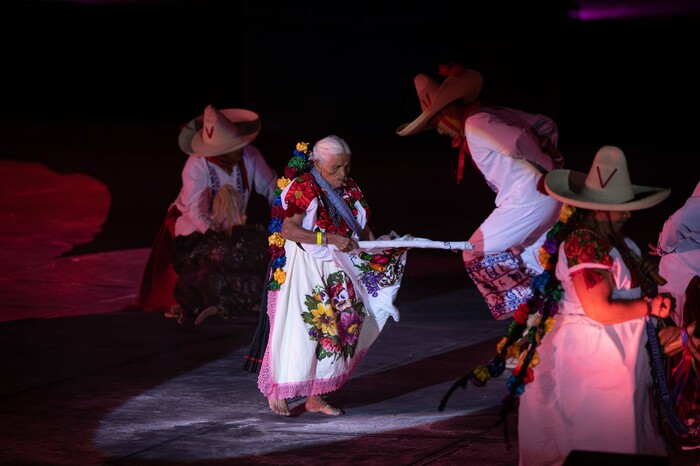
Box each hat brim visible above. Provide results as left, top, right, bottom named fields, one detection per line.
left=396, top=112, right=438, bottom=136
left=397, top=69, right=483, bottom=136
left=545, top=169, right=671, bottom=211
left=178, top=108, right=261, bottom=157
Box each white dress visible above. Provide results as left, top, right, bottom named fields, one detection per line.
left=657, top=180, right=700, bottom=326
left=258, top=174, right=405, bottom=400
left=518, top=232, right=666, bottom=465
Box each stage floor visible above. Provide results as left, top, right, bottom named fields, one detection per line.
left=1, top=121, right=697, bottom=465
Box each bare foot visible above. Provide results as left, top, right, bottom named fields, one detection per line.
left=268, top=396, right=290, bottom=416
left=305, top=395, right=343, bottom=416
left=195, top=306, right=219, bottom=326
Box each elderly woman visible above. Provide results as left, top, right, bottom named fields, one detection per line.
left=258, top=135, right=378, bottom=416
left=517, top=146, right=672, bottom=464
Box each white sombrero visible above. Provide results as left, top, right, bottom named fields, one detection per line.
left=396, top=65, right=483, bottom=136
left=545, top=145, right=670, bottom=211
left=178, top=105, right=261, bottom=157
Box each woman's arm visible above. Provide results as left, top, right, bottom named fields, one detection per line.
left=574, top=270, right=672, bottom=324
left=180, top=157, right=215, bottom=233
left=362, top=224, right=375, bottom=241
left=281, top=213, right=358, bottom=252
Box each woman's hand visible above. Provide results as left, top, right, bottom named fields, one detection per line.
left=649, top=293, right=674, bottom=319
left=326, top=232, right=358, bottom=253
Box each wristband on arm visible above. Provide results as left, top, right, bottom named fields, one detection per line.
left=645, top=296, right=653, bottom=316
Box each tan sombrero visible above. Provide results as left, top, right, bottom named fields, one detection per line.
left=545, top=145, right=670, bottom=211
left=178, top=105, right=261, bottom=157
left=396, top=65, right=483, bottom=136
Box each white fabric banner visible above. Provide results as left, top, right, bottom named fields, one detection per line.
left=329, top=233, right=472, bottom=330
left=355, top=235, right=474, bottom=252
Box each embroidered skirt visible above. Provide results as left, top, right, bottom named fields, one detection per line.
left=258, top=240, right=405, bottom=399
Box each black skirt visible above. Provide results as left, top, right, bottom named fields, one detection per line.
left=242, top=263, right=272, bottom=373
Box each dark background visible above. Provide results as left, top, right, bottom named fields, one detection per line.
left=2, top=0, right=699, bottom=255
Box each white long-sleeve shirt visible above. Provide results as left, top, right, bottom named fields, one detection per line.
left=465, top=106, right=559, bottom=205
left=173, top=144, right=277, bottom=237
left=462, top=106, right=563, bottom=265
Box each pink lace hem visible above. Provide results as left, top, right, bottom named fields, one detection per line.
left=272, top=349, right=368, bottom=400
left=257, top=286, right=369, bottom=399
left=257, top=289, right=277, bottom=396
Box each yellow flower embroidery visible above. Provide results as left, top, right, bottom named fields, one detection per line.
left=496, top=336, right=508, bottom=353
left=312, top=302, right=336, bottom=336
left=473, top=365, right=491, bottom=382
left=559, top=204, right=576, bottom=223
left=268, top=232, right=285, bottom=247
left=273, top=268, right=286, bottom=285
left=544, top=317, right=555, bottom=334
left=277, top=177, right=291, bottom=189
left=506, top=344, right=521, bottom=360
left=296, top=142, right=309, bottom=153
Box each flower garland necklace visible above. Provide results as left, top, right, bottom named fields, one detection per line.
left=438, top=204, right=578, bottom=440
left=267, top=142, right=312, bottom=291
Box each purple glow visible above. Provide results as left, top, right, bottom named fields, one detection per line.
left=572, top=1, right=700, bottom=21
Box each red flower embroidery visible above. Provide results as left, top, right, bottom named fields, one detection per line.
left=578, top=241, right=597, bottom=263
left=269, top=245, right=284, bottom=259
left=571, top=268, right=606, bottom=289
left=438, top=63, right=467, bottom=78
left=369, top=254, right=390, bottom=273
left=565, top=229, right=613, bottom=267
left=513, top=365, right=534, bottom=384
left=514, top=303, right=530, bottom=325
left=283, top=165, right=297, bottom=180
left=285, top=175, right=316, bottom=213
left=564, top=235, right=581, bottom=259
left=315, top=212, right=335, bottom=232
left=270, top=204, right=286, bottom=219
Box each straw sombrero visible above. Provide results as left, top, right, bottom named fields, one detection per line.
left=545, top=145, right=670, bottom=211
left=178, top=105, right=261, bottom=157
left=396, top=64, right=483, bottom=136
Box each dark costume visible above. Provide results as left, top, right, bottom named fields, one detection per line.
left=172, top=224, right=269, bottom=321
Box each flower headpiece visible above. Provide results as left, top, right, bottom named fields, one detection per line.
left=438, top=62, right=468, bottom=78
left=438, top=204, right=578, bottom=441
left=267, top=142, right=312, bottom=291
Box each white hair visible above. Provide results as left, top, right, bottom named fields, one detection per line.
left=310, top=135, right=351, bottom=163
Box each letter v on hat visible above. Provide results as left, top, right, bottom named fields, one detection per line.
left=202, top=105, right=241, bottom=146
left=544, top=145, right=670, bottom=211
left=180, top=105, right=260, bottom=157
left=582, top=145, right=635, bottom=204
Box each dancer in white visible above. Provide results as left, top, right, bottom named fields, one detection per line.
left=397, top=63, right=564, bottom=320
left=518, top=146, right=671, bottom=464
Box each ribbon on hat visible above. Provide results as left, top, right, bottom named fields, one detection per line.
left=438, top=62, right=468, bottom=78
left=447, top=106, right=482, bottom=184
left=451, top=134, right=467, bottom=184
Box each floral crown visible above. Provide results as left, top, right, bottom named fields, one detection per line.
left=266, top=142, right=313, bottom=291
